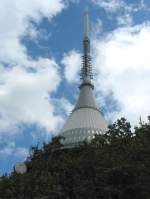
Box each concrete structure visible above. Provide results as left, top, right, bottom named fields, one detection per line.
left=60, top=12, right=108, bottom=146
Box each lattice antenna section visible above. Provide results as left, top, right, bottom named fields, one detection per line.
left=81, top=12, right=93, bottom=81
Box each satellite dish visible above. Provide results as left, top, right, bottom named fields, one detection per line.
left=14, top=163, right=27, bottom=174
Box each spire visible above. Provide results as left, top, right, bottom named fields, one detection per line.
left=81, top=12, right=93, bottom=88
left=59, top=12, right=108, bottom=147
left=84, top=11, right=90, bottom=39
left=74, top=12, right=97, bottom=111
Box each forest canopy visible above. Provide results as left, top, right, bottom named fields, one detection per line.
left=0, top=118, right=150, bottom=199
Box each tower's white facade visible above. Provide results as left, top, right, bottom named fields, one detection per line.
left=60, top=12, right=108, bottom=146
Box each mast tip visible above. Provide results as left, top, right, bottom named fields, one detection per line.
left=83, top=11, right=90, bottom=39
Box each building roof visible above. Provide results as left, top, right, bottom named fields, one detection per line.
left=61, top=107, right=107, bottom=133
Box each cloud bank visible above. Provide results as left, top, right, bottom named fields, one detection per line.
left=91, top=0, right=145, bottom=26
left=0, top=59, right=63, bottom=134
left=0, top=0, right=68, bottom=161
left=0, top=0, right=67, bottom=136
left=62, top=50, right=81, bottom=83
left=93, top=23, right=150, bottom=125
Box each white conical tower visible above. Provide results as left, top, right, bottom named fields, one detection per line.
left=60, top=12, right=108, bottom=146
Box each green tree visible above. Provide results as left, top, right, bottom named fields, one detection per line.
left=0, top=118, right=150, bottom=199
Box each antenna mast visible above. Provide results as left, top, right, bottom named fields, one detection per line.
left=81, top=12, right=93, bottom=85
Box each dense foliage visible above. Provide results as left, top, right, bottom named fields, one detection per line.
left=0, top=118, right=150, bottom=199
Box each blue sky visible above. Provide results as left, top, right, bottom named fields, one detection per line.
left=0, top=0, right=150, bottom=175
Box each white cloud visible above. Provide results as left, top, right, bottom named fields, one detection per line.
left=62, top=50, right=81, bottom=83
left=92, top=18, right=103, bottom=36
left=0, top=0, right=69, bottom=165
left=91, top=0, right=128, bottom=13
left=0, top=141, right=28, bottom=160
left=117, top=13, right=133, bottom=26
left=91, top=0, right=145, bottom=14
left=0, top=0, right=67, bottom=65
left=0, top=0, right=68, bottom=134
left=50, top=97, right=74, bottom=135
left=0, top=58, right=63, bottom=134
left=92, top=22, right=150, bottom=125
left=91, top=0, right=148, bottom=26
left=0, top=142, right=15, bottom=157
left=14, top=147, right=29, bottom=159
left=54, top=98, right=74, bottom=116
left=61, top=98, right=74, bottom=115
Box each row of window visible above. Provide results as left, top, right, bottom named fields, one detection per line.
left=61, top=129, right=103, bottom=144
left=65, top=129, right=101, bottom=136
left=62, top=135, right=95, bottom=144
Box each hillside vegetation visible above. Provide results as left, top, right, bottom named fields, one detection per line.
left=0, top=118, right=150, bottom=199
